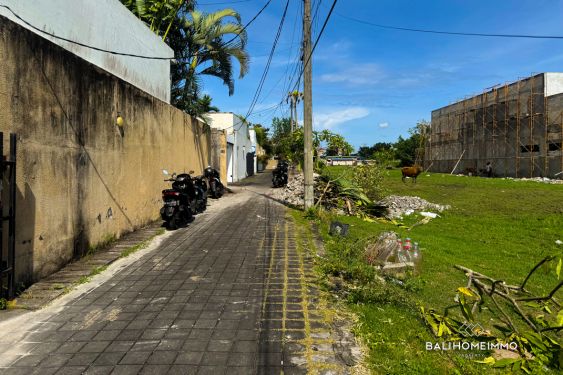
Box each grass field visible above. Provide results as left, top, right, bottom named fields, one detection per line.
left=295, top=167, right=563, bottom=374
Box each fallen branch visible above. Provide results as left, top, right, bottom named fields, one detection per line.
left=516, top=280, right=563, bottom=306
left=520, top=256, right=555, bottom=292
left=315, top=180, right=331, bottom=208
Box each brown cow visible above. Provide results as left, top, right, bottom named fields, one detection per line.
left=401, top=165, right=423, bottom=183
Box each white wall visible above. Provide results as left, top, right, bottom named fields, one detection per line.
left=545, top=73, right=563, bottom=97
left=249, top=129, right=257, bottom=174
left=207, top=113, right=256, bottom=182
left=0, top=0, right=172, bottom=103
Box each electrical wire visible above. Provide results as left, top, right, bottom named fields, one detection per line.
left=256, top=0, right=301, bottom=107
left=224, top=0, right=273, bottom=44
left=291, top=0, right=338, bottom=92
left=0, top=4, right=175, bottom=60
left=242, top=0, right=290, bottom=121
left=336, top=12, right=563, bottom=40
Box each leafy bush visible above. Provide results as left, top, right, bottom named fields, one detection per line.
left=352, top=163, right=387, bottom=202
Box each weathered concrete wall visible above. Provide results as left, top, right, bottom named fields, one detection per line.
left=427, top=73, right=563, bottom=178
left=0, top=17, right=211, bottom=285
left=209, top=128, right=228, bottom=186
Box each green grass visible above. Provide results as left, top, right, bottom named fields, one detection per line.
left=86, top=234, right=117, bottom=257
left=299, top=167, right=563, bottom=374
left=120, top=241, right=149, bottom=258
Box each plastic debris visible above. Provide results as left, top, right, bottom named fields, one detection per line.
left=420, top=212, right=439, bottom=218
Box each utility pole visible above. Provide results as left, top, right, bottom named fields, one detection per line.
left=303, top=0, right=314, bottom=209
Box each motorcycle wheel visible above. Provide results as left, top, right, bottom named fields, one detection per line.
left=168, top=213, right=179, bottom=230
left=199, top=198, right=207, bottom=212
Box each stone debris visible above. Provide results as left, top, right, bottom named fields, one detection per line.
left=270, top=173, right=451, bottom=220
left=269, top=172, right=321, bottom=207
left=377, top=195, right=450, bottom=219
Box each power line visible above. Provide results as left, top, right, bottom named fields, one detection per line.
left=220, top=0, right=289, bottom=131
left=224, top=0, right=273, bottom=44
left=336, top=12, right=563, bottom=40
left=291, top=0, right=338, bottom=92
left=257, top=0, right=300, bottom=107
left=243, top=0, right=290, bottom=121
left=0, top=4, right=175, bottom=60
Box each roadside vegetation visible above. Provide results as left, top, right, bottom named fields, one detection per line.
left=298, top=167, right=563, bottom=374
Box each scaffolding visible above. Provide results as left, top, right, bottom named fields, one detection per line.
left=426, top=73, right=563, bottom=178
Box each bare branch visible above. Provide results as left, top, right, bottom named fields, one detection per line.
left=520, top=256, right=555, bottom=292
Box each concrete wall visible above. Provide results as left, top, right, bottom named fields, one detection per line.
left=0, top=0, right=172, bottom=103
left=209, top=128, right=228, bottom=186
left=207, top=113, right=256, bottom=182
left=426, top=73, right=563, bottom=178
left=0, top=17, right=210, bottom=285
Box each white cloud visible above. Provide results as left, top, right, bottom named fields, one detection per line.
left=378, top=122, right=389, bottom=128
left=319, top=64, right=386, bottom=86
left=313, top=107, right=370, bottom=130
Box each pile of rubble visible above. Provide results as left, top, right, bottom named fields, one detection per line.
left=376, top=195, right=450, bottom=219
left=270, top=172, right=451, bottom=220
left=269, top=172, right=320, bottom=207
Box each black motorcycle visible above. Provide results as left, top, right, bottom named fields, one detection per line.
left=160, top=171, right=193, bottom=229
left=192, top=174, right=208, bottom=212
left=272, top=161, right=289, bottom=188
left=160, top=170, right=206, bottom=229
left=204, top=166, right=224, bottom=198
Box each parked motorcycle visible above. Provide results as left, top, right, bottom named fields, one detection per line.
left=160, top=170, right=193, bottom=229
left=204, top=166, right=224, bottom=198
left=160, top=169, right=206, bottom=229
left=272, top=161, right=289, bottom=188
left=192, top=174, right=208, bottom=212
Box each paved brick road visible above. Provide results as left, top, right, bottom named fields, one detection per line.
left=0, top=173, right=356, bottom=374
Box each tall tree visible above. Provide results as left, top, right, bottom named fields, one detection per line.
left=173, top=9, right=249, bottom=115
left=394, top=120, right=430, bottom=166
left=120, top=0, right=192, bottom=40
left=319, top=130, right=354, bottom=156
left=120, top=1, right=249, bottom=116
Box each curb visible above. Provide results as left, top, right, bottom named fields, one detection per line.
left=1, top=222, right=165, bottom=313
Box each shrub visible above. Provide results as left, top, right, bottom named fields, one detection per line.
left=352, top=163, right=386, bottom=202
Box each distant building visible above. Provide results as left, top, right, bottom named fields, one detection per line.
left=426, top=73, right=563, bottom=178
left=316, top=147, right=327, bottom=157
left=207, top=113, right=257, bottom=182
left=325, top=156, right=363, bottom=166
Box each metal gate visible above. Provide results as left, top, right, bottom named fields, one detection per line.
left=0, top=133, right=16, bottom=300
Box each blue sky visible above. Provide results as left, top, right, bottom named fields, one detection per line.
left=198, top=0, right=563, bottom=150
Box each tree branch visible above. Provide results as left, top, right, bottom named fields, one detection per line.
left=520, top=256, right=555, bottom=292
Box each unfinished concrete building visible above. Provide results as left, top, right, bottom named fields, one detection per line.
left=426, top=73, right=563, bottom=178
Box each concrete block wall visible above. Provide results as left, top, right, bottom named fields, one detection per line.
left=0, top=17, right=211, bottom=285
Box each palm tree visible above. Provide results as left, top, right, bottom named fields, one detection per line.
left=173, top=9, right=249, bottom=115
left=120, top=0, right=192, bottom=41
left=120, top=2, right=249, bottom=116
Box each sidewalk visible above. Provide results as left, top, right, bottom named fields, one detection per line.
left=0, top=172, right=361, bottom=374
left=3, top=223, right=164, bottom=313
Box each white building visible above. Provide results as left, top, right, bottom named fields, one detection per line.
left=206, top=113, right=257, bottom=183
left=0, top=0, right=172, bottom=103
